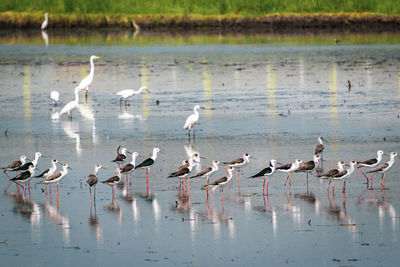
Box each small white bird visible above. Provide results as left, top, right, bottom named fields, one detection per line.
left=117, top=86, right=151, bottom=105
left=60, top=87, right=81, bottom=119
left=41, top=13, right=48, bottom=30
left=183, top=105, right=202, bottom=140
left=50, top=90, right=60, bottom=105
left=77, top=55, right=101, bottom=98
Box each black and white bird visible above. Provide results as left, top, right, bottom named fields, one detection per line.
left=41, top=163, right=70, bottom=194
left=315, top=136, right=327, bottom=155
left=191, top=160, right=219, bottom=183
left=13, top=152, right=42, bottom=172
left=201, top=166, right=235, bottom=202
left=249, top=159, right=277, bottom=196
left=102, top=167, right=122, bottom=200
left=135, top=148, right=160, bottom=195
left=11, top=165, right=35, bottom=189
left=295, top=154, right=321, bottom=180
left=223, top=153, right=251, bottom=182
left=35, top=159, right=58, bottom=180
left=356, top=150, right=384, bottom=184
left=112, top=146, right=131, bottom=165
left=121, top=152, right=139, bottom=184
left=367, top=152, right=397, bottom=188
left=328, top=160, right=357, bottom=193
left=2, top=155, right=27, bottom=174
left=317, top=161, right=345, bottom=179
left=276, top=159, right=302, bottom=190
left=87, top=164, right=105, bottom=201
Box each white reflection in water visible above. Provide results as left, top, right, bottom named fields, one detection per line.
left=106, top=200, right=122, bottom=224
left=184, top=144, right=201, bottom=173
left=132, top=199, right=140, bottom=223
left=244, top=197, right=251, bottom=217
left=152, top=198, right=161, bottom=223
left=61, top=120, right=82, bottom=156
left=45, top=201, right=70, bottom=245
left=189, top=209, right=198, bottom=242
left=272, top=209, right=278, bottom=237
left=41, top=30, right=49, bottom=47
left=89, top=209, right=103, bottom=248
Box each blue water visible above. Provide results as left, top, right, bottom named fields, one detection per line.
left=0, top=32, right=399, bottom=266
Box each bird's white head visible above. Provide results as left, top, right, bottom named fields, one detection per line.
left=20, top=155, right=27, bottom=161
left=194, top=105, right=201, bottom=111
left=139, top=86, right=150, bottom=94
left=270, top=159, right=277, bottom=167
left=295, top=159, right=303, bottom=166
left=377, top=150, right=384, bottom=157
left=192, top=153, right=201, bottom=164
left=213, top=160, right=220, bottom=165
left=313, top=154, right=321, bottom=163
left=152, top=148, right=160, bottom=156
left=337, top=161, right=345, bottom=171
left=391, top=152, right=398, bottom=159
left=63, top=163, right=69, bottom=170
left=243, top=153, right=250, bottom=160
left=29, top=165, right=35, bottom=171
left=35, top=152, right=42, bottom=159
left=52, top=159, right=58, bottom=164
left=121, top=148, right=128, bottom=155
left=132, top=152, right=139, bottom=159
left=91, top=55, right=101, bottom=61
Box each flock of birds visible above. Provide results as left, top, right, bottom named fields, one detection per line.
left=2, top=13, right=397, bottom=206
left=2, top=136, right=398, bottom=205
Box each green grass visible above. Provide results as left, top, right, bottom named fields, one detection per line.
left=1, top=0, right=400, bottom=15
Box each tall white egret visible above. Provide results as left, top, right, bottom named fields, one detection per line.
left=183, top=105, right=203, bottom=141
left=116, top=86, right=150, bottom=105
left=50, top=90, right=60, bottom=105
left=77, top=55, right=101, bottom=98
left=41, top=13, right=48, bottom=30
left=60, top=87, right=81, bottom=119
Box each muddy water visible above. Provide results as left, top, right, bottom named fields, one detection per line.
left=0, top=31, right=399, bottom=266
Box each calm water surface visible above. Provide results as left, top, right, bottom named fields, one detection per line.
left=0, top=31, right=399, bottom=266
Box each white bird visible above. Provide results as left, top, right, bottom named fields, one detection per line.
left=60, top=87, right=81, bottom=119
left=41, top=13, right=48, bottom=30
left=117, top=86, right=151, bottom=105
left=183, top=105, right=202, bottom=140
left=77, top=55, right=101, bottom=98
left=50, top=91, right=60, bottom=105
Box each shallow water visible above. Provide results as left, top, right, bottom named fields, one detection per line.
left=0, top=31, right=399, bottom=266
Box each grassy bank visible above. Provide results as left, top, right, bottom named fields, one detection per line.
left=1, top=0, right=400, bottom=16
left=1, top=12, right=400, bottom=32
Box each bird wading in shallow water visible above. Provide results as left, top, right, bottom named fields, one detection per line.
left=87, top=164, right=106, bottom=203
left=135, top=148, right=160, bottom=196
left=183, top=105, right=204, bottom=142
left=77, top=55, right=101, bottom=100
left=249, top=159, right=277, bottom=196
left=367, top=152, right=397, bottom=188
left=356, top=150, right=384, bottom=187
left=117, top=86, right=151, bottom=106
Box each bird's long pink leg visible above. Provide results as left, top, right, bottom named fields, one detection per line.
left=357, top=167, right=370, bottom=184
left=5, top=181, right=12, bottom=192
left=146, top=168, right=150, bottom=195
left=266, top=179, right=269, bottom=196
left=326, top=180, right=331, bottom=192
left=262, top=179, right=265, bottom=195
left=4, top=171, right=10, bottom=179
left=369, top=174, right=373, bottom=189
left=210, top=187, right=215, bottom=203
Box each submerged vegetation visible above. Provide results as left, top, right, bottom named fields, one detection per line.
left=1, top=0, right=400, bottom=15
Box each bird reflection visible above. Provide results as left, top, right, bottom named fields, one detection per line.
left=61, top=120, right=82, bottom=156
left=118, top=105, right=145, bottom=121
left=4, top=191, right=41, bottom=227
left=184, top=144, right=201, bottom=173
left=358, top=188, right=397, bottom=231
left=41, top=30, right=49, bottom=47
left=106, top=199, right=122, bottom=224
left=88, top=202, right=103, bottom=247
left=43, top=198, right=70, bottom=245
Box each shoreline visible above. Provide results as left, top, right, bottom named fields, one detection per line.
left=1, top=12, right=400, bottom=32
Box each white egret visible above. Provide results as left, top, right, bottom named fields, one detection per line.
left=77, top=55, right=101, bottom=98
left=183, top=105, right=203, bottom=140
left=50, top=90, right=60, bottom=105
left=116, top=86, right=150, bottom=105
left=41, top=13, right=48, bottom=30
left=60, top=87, right=81, bottom=119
